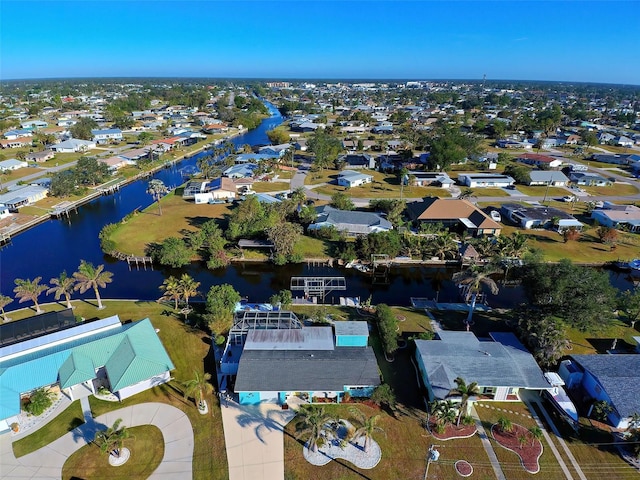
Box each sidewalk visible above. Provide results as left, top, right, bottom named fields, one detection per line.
left=221, top=400, right=296, bottom=480
left=3, top=402, right=193, bottom=480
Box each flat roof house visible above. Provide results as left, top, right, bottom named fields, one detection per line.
left=591, top=203, right=640, bottom=233
left=560, top=355, right=640, bottom=429
left=50, top=138, right=96, bottom=153
left=0, top=138, right=32, bottom=149
left=458, top=173, right=515, bottom=188
left=0, top=184, right=48, bottom=210
left=0, top=311, right=174, bottom=432
left=406, top=197, right=501, bottom=237
left=337, top=170, right=373, bottom=188
left=415, top=330, right=549, bottom=404
left=308, top=205, right=392, bottom=236
left=0, top=159, right=28, bottom=172
left=501, top=203, right=583, bottom=231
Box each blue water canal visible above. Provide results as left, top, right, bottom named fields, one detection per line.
left=0, top=102, right=636, bottom=312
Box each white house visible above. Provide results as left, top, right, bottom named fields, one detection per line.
left=0, top=159, right=28, bottom=172
left=0, top=184, right=48, bottom=210
left=337, top=170, right=373, bottom=188
left=457, top=173, right=515, bottom=188
left=517, top=153, right=563, bottom=169
left=591, top=203, right=640, bottom=233
left=91, top=128, right=123, bottom=144
left=51, top=138, right=96, bottom=153
left=409, top=171, right=455, bottom=188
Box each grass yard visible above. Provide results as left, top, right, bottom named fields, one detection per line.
left=514, top=185, right=570, bottom=197
left=565, top=318, right=639, bottom=354
left=582, top=183, right=638, bottom=196
left=61, top=425, right=164, bottom=480
left=252, top=181, right=289, bottom=193
left=475, top=402, right=567, bottom=480
left=109, top=192, right=232, bottom=256
left=12, top=400, right=84, bottom=458
left=293, top=234, right=333, bottom=258
left=466, top=187, right=511, bottom=197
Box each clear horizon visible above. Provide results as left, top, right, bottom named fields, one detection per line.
left=1, top=1, right=639, bottom=86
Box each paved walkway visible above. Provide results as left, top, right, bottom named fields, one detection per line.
left=221, top=400, right=296, bottom=480
left=1, top=402, right=193, bottom=480
left=469, top=405, right=507, bottom=480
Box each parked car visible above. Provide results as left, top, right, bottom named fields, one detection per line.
left=562, top=195, right=577, bottom=202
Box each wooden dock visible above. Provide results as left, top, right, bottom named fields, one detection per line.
left=110, top=251, right=153, bottom=269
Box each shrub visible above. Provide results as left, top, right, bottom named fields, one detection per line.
left=24, top=388, right=54, bottom=416
left=375, top=304, right=399, bottom=355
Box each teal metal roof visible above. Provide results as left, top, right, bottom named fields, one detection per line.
left=58, top=351, right=95, bottom=389
left=0, top=318, right=174, bottom=420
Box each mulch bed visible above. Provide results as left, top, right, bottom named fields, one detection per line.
left=491, top=423, right=543, bottom=474
left=455, top=460, right=473, bottom=477
left=427, top=420, right=477, bottom=440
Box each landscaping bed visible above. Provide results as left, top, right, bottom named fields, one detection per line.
left=491, top=422, right=543, bottom=473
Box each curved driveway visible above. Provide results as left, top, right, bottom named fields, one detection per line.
left=0, top=402, right=193, bottom=480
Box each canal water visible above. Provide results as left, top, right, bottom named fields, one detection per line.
left=0, top=103, right=636, bottom=311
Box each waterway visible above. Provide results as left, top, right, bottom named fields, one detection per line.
left=0, top=102, right=636, bottom=311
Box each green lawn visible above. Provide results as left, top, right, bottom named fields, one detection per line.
left=293, top=234, right=333, bottom=258
left=12, top=400, right=84, bottom=458
left=515, top=185, right=570, bottom=197
left=62, top=425, right=164, bottom=480
left=582, top=183, right=638, bottom=196
left=252, top=181, right=289, bottom=193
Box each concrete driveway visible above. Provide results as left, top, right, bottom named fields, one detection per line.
left=221, top=401, right=296, bottom=480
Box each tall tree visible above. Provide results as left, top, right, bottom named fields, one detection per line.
left=69, top=117, right=98, bottom=140
left=182, top=370, right=214, bottom=410
left=205, top=283, right=240, bottom=331
left=617, top=289, right=640, bottom=329
left=159, top=276, right=182, bottom=310
left=266, top=222, right=302, bottom=264
left=0, top=294, right=13, bottom=322
left=348, top=407, right=386, bottom=453
left=13, top=277, right=47, bottom=314
left=146, top=179, right=169, bottom=216
left=73, top=260, right=113, bottom=310
left=94, top=418, right=131, bottom=459
left=452, top=264, right=499, bottom=328
left=47, top=271, right=75, bottom=309
left=308, top=129, right=342, bottom=171
left=450, top=377, right=480, bottom=427
left=178, top=274, right=201, bottom=319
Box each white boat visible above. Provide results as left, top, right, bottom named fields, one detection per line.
left=543, top=372, right=579, bottom=423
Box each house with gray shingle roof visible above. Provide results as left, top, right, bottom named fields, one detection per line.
left=415, top=330, right=549, bottom=403
left=308, top=206, right=392, bottom=236
left=559, top=355, right=640, bottom=429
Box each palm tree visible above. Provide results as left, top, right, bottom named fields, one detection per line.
left=146, top=179, right=168, bottom=216
left=528, top=426, right=543, bottom=446
left=497, top=416, right=513, bottom=435
left=498, top=231, right=529, bottom=259
left=450, top=377, right=480, bottom=427
left=452, top=263, right=500, bottom=329
left=159, top=276, right=181, bottom=310
left=73, top=260, right=113, bottom=310
left=13, top=277, right=47, bottom=313
left=182, top=370, right=214, bottom=410
left=429, top=399, right=457, bottom=431
left=0, top=294, right=13, bottom=322
left=429, top=232, right=459, bottom=261
left=47, top=271, right=75, bottom=309
left=94, top=418, right=131, bottom=459
left=349, top=407, right=386, bottom=453
left=294, top=405, right=336, bottom=453
left=178, top=274, right=200, bottom=319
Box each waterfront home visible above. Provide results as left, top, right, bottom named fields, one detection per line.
left=258, top=143, right=290, bottom=158
left=0, top=137, right=32, bottom=149
left=50, top=138, right=96, bottom=153
left=99, top=156, right=134, bottom=172
left=457, top=173, right=515, bottom=188
left=517, top=153, right=563, bottom=169
left=569, top=171, right=611, bottom=186
left=0, top=205, right=10, bottom=219
left=337, top=169, right=373, bottom=188
left=202, top=123, right=229, bottom=134
left=501, top=203, right=583, bottom=232
left=560, top=355, right=640, bottom=429
left=186, top=177, right=237, bottom=204
left=338, top=153, right=376, bottom=169
left=234, top=153, right=278, bottom=163
left=409, top=171, right=454, bottom=188
left=223, top=163, right=258, bottom=179
left=406, top=197, right=501, bottom=237
left=590, top=203, right=640, bottom=233
left=0, top=310, right=174, bottom=433
left=415, top=331, right=549, bottom=404
left=91, top=128, right=123, bottom=144
left=0, top=184, right=48, bottom=210
left=308, top=205, right=392, bottom=236
left=527, top=170, right=569, bottom=186
left=0, top=159, right=28, bottom=172
left=26, top=150, right=55, bottom=163
left=224, top=311, right=379, bottom=405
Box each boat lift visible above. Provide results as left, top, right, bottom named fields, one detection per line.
left=290, top=276, right=346, bottom=304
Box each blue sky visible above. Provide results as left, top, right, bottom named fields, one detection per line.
left=1, top=1, right=638, bottom=85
